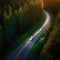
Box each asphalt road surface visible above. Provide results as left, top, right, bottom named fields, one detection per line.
left=6, top=10, right=50, bottom=60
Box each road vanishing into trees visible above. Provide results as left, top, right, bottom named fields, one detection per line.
left=6, top=10, right=50, bottom=60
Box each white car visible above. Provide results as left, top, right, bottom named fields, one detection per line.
left=40, top=27, right=43, bottom=31
left=29, top=36, right=34, bottom=41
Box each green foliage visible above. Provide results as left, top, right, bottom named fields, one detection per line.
left=38, top=12, right=60, bottom=60
left=0, top=25, right=4, bottom=48
left=0, top=0, right=42, bottom=59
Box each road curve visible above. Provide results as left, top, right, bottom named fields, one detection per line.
left=5, top=10, right=50, bottom=60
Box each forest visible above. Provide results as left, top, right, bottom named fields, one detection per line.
left=38, top=11, right=60, bottom=60
left=0, top=0, right=42, bottom=59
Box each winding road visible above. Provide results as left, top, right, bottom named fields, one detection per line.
left=6, top=10, right=50, bottom=60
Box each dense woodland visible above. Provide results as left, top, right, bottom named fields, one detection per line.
left=38, top=12, right=60, bottom=60
left=0, top=0, right=42, bottom=59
